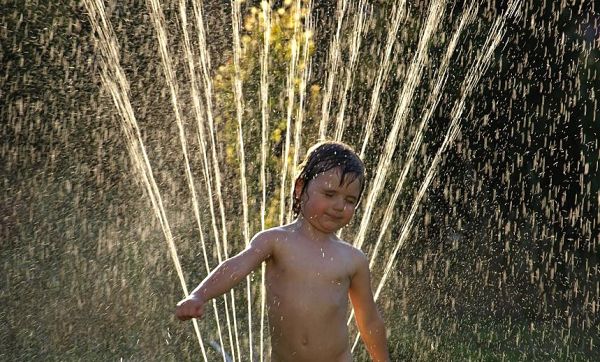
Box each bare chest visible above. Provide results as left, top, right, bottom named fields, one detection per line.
left=267, top=240, right=352, bottom=303
left=269, top=240, right=353, bottom=287
left=264, top=236, right=355, bottom=360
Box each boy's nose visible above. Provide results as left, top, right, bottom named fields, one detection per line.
left=332, top=198, right=345, bottom=211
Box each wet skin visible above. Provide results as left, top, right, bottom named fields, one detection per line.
left=176, top=168, right=389, bottom=361
left=266, top=224, right=358, bottom=362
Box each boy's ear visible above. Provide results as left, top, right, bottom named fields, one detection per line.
left=294, top=179, right=305, bottom=200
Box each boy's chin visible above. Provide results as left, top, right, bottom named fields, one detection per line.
left=317, top=221, right=347, bottom=234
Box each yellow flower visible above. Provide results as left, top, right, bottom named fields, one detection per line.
left=226, top=145, right=235, bottom=161
left=245, top=18, right=255, bottom=31
left=272, top=128, right=282, bottom=143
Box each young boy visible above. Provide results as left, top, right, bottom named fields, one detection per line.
left=176, top=141, right=390, bottom=361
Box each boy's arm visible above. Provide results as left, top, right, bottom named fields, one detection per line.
left=176, top=231, right=273, bottom=320
left=348, top=252, right=390, bottom=362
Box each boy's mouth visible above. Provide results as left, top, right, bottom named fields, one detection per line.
left=325, top=213, right=343, bottom=220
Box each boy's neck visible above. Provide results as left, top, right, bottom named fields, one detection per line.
left=293, top=215, right=338, bottom=243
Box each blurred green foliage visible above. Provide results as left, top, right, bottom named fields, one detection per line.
left=212, top=0, right=321, bottom=233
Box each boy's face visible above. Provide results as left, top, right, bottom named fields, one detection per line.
left=296, top=167, right=362, bottom=234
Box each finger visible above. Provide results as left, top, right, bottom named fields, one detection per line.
left=176, top=308, right=189, bottom=321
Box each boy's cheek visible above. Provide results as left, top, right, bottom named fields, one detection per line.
left=343, top=211, right=355, bottom=223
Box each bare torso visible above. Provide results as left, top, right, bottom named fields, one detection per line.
left=264, top=225, right=359, bottom=362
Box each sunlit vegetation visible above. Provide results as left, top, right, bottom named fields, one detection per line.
left=212, top=0, right=320, bottom=231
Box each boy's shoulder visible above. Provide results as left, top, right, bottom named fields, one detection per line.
left=253, top=225, right=288, bottom=239
left=333, top=237, right=368, bottom=262
left=325, top=238, right=370, bottom=279
left=253, top=225, right=368, bottom=259
left=255, top=222, right=306, bottom=238
left=249, top=226, right=289, bottom=246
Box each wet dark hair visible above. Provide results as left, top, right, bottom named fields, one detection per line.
left=292, top=141, right=366, bottom=216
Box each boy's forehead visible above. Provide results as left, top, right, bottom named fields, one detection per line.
left=314, top=168, right=342, bottom=181
left=314, top=168, right=361, bottom=188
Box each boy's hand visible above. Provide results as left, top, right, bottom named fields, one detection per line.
left=175, top=296, right=204, bottom=321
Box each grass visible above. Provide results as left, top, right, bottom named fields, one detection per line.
left=383, top=314, right=598, bottom=361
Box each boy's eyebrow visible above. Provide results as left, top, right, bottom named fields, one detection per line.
left=322, top=187, right=358, bottom=199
